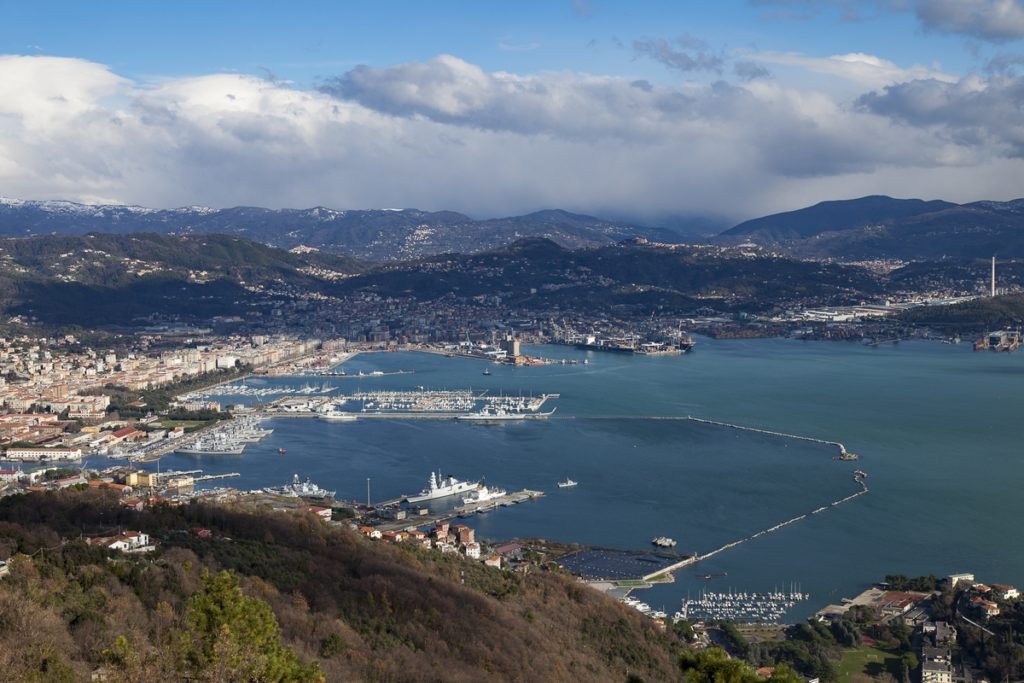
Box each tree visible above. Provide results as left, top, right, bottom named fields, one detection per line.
left=177, top=570, right=323, bottom=683
left=318, top=633, right=345, bottom=658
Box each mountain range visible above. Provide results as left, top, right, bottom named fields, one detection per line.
left=0, top=233, right=883, bottom=328
left=0, top=198, right=681, bottom=261
left=721, top=195, right=1024, bottom=260
left=3, top=194, right=1024, bottom=262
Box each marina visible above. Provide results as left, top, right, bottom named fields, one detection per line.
left=675, top=588, right=809, bottom=624
left=264, top=388, right=560, bottom=421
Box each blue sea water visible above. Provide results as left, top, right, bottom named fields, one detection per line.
left=127, top=339, right=1024, bottom=619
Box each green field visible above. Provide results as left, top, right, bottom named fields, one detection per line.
left=837, top=646, right=900, bottom=682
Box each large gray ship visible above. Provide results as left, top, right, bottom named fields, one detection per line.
left=404, top=471, right=480, bottom=503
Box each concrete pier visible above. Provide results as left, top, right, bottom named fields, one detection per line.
left=373, top=489, right=544, bottom=532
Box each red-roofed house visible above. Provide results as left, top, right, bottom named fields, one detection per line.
left=407, top=529, right=431, bottom=547
left=88, top=479, right=131, bottom=495
left=991, top=584, right=1019, bottom=600
left=880, top=592, right=926, bottom=617
left=452, top=524, right=474, bottom=545
left=971, top=597, right=1001, bottom=618
left=110, top=427, right=146, bottom=443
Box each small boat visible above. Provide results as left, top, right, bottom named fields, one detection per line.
left=278, top=448, right=287, bottom=455
left=557, top=479, right=577, bottom=488
left=482, top=368, right=492, bottom=376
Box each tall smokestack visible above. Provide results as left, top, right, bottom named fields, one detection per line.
left=992, top=256, right=997, bottom=297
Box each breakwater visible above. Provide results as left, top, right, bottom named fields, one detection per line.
left=695, top=477, right=868, bottom=562
left=684, top=416, right=853, bottom=459
left=578, top=415, right=869, bottom=582
left=581, top=414, right=855, bottom=458
left=641, top=477, right=868, bottom=581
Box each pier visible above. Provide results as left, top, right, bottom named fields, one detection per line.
left=193, top=472, right=241, bottom=483
left=372, top=489, right=544, bottom=532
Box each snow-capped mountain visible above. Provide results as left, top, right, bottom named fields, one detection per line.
left=0, top=198, right=680, bottom=261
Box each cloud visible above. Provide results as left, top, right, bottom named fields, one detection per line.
left=734, top=61, right=773, bottom=80
left=0, top=52, right=1023, bottom=223
left=753, top=1, right=1024, bottom=42
left=915, top=0, right=1024, bottom=42
left=857, top=73, right=1024, bottom=155
left=570, top=0, right=593, bottom=17
left=750, top=0, right=908, bottom=22
left=498, top=40, right=542, bottom=52
left=633, top=35, right=724, bottom=74
left=986, top=52, right=1024, bottom=72
left=318, top=54, right=724, bottom=140
left=751, top=50, right=955, bottom=89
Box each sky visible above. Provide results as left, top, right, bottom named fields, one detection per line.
left=0, top=0, right=1023, bottom=225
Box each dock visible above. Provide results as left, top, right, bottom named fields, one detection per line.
left=193, top=472, right=241, bottom=483
left=373, top=489, right=544, bottom=532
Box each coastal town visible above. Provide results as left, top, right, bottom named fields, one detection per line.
left=0, top=249, right=1019, bottom=683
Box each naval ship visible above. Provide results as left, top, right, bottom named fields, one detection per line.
left=404, top=471, right=480, bottom=503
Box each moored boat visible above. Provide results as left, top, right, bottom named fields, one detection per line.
left=263, top=473, right=335, bottom=499
left=404, top=471, right=480, bottom=503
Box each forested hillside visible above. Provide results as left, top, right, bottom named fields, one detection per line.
left=0, top=489, right=682, bottom=682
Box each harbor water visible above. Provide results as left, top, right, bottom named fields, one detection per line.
left=126, top=339, right=1024, bottom=620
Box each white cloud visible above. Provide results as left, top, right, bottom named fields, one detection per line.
left=0, top=52, right=1021, bottom=224
left=748, top=50, right=956, bottom=89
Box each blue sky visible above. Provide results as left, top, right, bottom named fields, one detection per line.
left=0, top=0, right=984, bottom=83
left=0, top=1, right=1022, bottom=221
